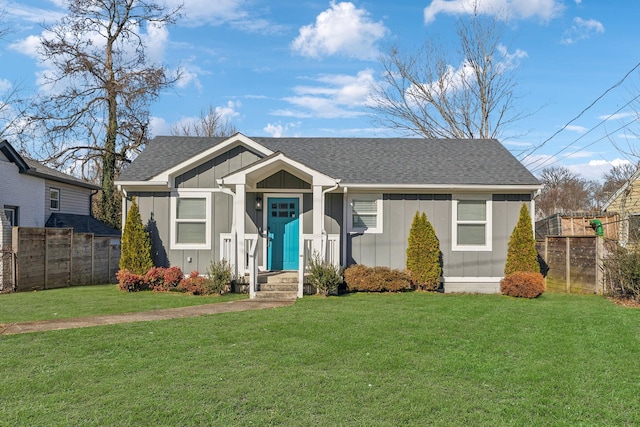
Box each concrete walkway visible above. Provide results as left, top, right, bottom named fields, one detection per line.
left=0, top=299, right=294, bottom=335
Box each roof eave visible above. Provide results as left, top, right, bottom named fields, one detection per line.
left=340, top=183, right=543, bottom=192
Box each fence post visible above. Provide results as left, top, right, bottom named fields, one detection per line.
left=595, top=236, right=604, bottom=295
left=565, top=237, right=571, bottom=293
left=0, top=211, right=12, bottom=292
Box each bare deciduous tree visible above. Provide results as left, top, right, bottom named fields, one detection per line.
left=27, top=0, right=182, bottom=228
left=536, top=166, right=597, bottom=219
left=371, top=11, right=525, bottom=140
left=170, top=104, right=237, bottom=138
left=0, top=11, right=29, bottom=141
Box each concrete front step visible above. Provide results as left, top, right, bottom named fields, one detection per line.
left=260, top=283, right=298, bottom=292
left=259, top=271, right=299, bottom=284
left=253, top=290, right=298, bottom=301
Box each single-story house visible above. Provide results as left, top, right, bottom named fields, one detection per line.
left=0, top=139, right=119, bottom=237
left=115, top=133, right=541, bottom=298
left=603, top=168, right=640, bottom=245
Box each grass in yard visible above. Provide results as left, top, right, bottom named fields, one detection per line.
left=0, top=285, right=247, bottom=322
left=1, top=292, right=639, bottom=426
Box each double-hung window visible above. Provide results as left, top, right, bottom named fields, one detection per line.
left=171, top=192, right=211, bottom=249
left=452, top=195, right=492, bottom=251
left=50, top=188, right=60, bottom=211
left=348, top=195, right=382, bottom=234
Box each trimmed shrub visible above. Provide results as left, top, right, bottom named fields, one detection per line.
left=116, top=269, right=146, bottom=292
left=163, top=267, right=184, bottom=288
left=603, top=245, right=640, bottom=301
left=504, top=203, right=540, bottom=275
left=500, top=271, right=545, bottom=298
left=307, top=253, right=343, bottom=296
left=406, top=211, right=441, bottom=291
left=344, top=265, right=412, bottom=292
left=120, top=197, right=153, bottom=275
left=178, top=271, right=208, bottom=295
left=145, top=266, right=184, bottom=292
left=204, top=259, right=234, bottom=295
left=343, top=264, right=368, bottom=291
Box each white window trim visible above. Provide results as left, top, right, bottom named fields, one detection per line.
left=452, top=194, right=492, bottom=252
left=170, top=191, right=211, bottom=250
left=50, top=188, right=60, bottom=211
left=347, top=194, right=383, bottom=234
left=3, top=206, right=17, bottom=226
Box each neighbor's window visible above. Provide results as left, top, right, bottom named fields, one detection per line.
left=3, top=206, right=17, bottom=226
left=628, top=214, right=640, bottom=243
left=172, top=193, right=210, bottom=249
left=50, top=188, right=60, bottom=211
left=348, top=195, right=382, bottom=233
left=452, top=196, right=492, bottom=251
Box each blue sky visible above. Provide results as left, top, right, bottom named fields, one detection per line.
left=1, top=0, right=639, bottom=181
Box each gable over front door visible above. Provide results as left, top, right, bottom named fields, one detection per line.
left=267, top=197, right=299, bottom=270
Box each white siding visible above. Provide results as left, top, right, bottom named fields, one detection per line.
left=0, top=157, right=45, bottom=227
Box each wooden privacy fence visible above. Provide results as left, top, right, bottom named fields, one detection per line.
left=536, top=236, right=604, bottom=294
left=12, top=227, right=120, bottom=292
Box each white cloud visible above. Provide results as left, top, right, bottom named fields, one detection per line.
left=141, top=22, right=170, bottom=64
left=561, top=17, right=604, bottom=44
left=406, top=44, right=526, bottom=102
left=0, top=79, right=12, bottom=93
left=9, top=35, right=41, bottom=58
left=215, top=100, right=241, bottom=120
left=598, top=112, right=636, bottom=121
left=263, top=122, right=300, bottom=137
left=566, top=150, right=595, bottom=159
left=149, top=116, right=171, bottom=137
left=5, top=2, right=64, bottom=24
left=503, top=139, right=534, bottom=147
left=274, top=69, right=375, bottom=119
left=291, top=1, right=388, bottom=60
left=166, top=0, right=247, bottom=26
left=566, top=158, right=632, bottom=181
left=424, top=0, right=565, bottom=24
left=565, top=125, right=588, bottom=133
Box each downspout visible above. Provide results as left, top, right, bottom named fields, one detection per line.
left=321, top=179, right=340, bottom=263
left=342, top=186, right=348, bottom=268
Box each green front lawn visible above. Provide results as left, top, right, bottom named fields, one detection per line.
left=0, top=285, right=247, bottom=322
left=1, top=292, right=639, bottom=426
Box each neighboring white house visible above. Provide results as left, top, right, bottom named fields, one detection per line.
left=0, top=139, right=119, bottom=236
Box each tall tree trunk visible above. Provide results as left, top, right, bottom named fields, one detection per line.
left=100, top=37, right=119, bottom=228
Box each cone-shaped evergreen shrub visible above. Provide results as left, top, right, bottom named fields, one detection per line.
left=406, top=211, right=441, bottom=291
left=119, top=197, right=154, bottom=275
left=504, top=203, right=540, bottom=275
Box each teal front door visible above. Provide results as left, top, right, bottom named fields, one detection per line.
left=267, top=198, right=300, bottom=270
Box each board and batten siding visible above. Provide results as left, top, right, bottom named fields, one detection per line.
left=348, top=193, right=532, bottom=280
left=127, top=191, right=233, bottom=273
left=45, top=180, right=92, bottom=220
left=127, top=147, right=257, bottom=273
left=174, top=146, right=261, bottom=188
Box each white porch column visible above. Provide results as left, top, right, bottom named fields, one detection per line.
left=235, top=184, right=246, bottom=278
left=312, top=184, right=323, bottom=259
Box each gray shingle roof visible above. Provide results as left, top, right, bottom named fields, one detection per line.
left=1, top=139, right=98, bottom=190
left=118, top=135, right=540, bottom=186
left=23, top=158, right=99, bottom=190
left=46, top=213, right=121, bottom=237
